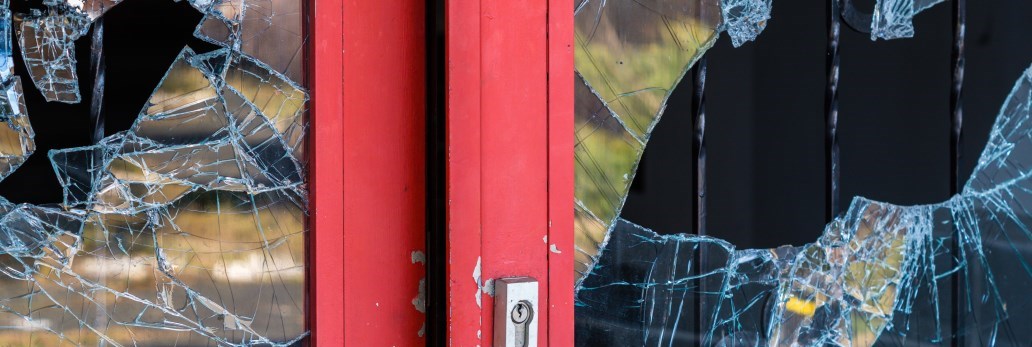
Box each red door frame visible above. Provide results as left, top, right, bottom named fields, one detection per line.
left=312, top=0, right=571, bottom=344
left=310, top=0, right=344, bottom=343
left=311, top=0, right=428, bottom=345
left=445, top=0, right=573, bottom=345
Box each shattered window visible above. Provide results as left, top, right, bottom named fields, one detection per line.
left=573, top=0, right=770, bottom=278
left=573, top=0, right=1032, bottom=346
left=0, top=0, right=308, bottom=345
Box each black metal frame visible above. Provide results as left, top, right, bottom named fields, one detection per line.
left=89, top=17, right=105, bottom=145
left=950, top=1, right=966, bottom=345
left=691, top=56, right=707, bottom=346
left=825, top=0, right=842, bottom=220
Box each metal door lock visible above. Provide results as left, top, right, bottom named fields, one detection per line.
left=511, top=300, right=533, bottom=346
left=494, top=277, right=538, bottom=347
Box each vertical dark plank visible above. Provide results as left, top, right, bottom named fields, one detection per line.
left=89, top=18, right=105, bottom=144
left=951, top=0, right=966, bottom=345
left=825, top=0, right=842, bottom=221
left=691, top=56, right=707, bottom=346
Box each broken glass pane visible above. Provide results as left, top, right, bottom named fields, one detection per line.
left=574, top=0, right=770, bottom=283
left=575, top=43, right=1032, bottom=347
left=0, top=0, right=309, bottom=345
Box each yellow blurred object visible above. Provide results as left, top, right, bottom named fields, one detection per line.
left=786, top=297, right=817, bottom=317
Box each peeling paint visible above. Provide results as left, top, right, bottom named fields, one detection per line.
left=543, top=235, right=548, bottom=243
left=550, top=244, right=562, bottom=254
left=482, top=278, right=495, bottom=297
left=412, top=251, right=427, bottom=338
left=473, top=257, right=483, bottom=308
left=413, top=279, right=426, bottom=313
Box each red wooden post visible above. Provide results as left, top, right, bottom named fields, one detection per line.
left=446, top=0, right=574, bottom=344
left=445, top=0, right=484, bottom=344
left=313, top=0, right=428, bottom=345
left=546, top=0, right=575, bottom=343
left=478, top=0, right=550, bottom=345
left=310, top=0, right=344, bottom=344
left=342, top=0, right=428, bottom=345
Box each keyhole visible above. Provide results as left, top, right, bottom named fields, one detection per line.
left=511, top=301, right=533, bottom=324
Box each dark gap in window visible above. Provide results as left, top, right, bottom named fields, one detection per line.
left=8, top=1, right=48, bottom=14
left=0, top=0, right=215, bottom=204
left=837, top=3, right=953, bottom=209
left=100, top=0, right=218, bottom=136
left=621, top=2, right=968, bottom=250
left=425, top=0, right=446, bottom=345
left=851, top=0, right=876, bottom=9
left=620, top=82, right=695, bottom=236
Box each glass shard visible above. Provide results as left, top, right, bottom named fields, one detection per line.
left=15, top=0, right=127, bottom=103
left=577, top=65, right=1032, bottom=346
left=74, top=0, right=125, bottom=20
left=17, top=10, right=91, bottom=103
left=0, top=3, right=32, bottom=183
left=720, top=0, right=772, bottom=47
left=0, top=78, right=33, bottom=182
left=843, top=0, right=946, bottom=40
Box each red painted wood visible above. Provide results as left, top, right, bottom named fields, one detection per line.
left=546, top=0, right=575, bottom=343
left=342, top=0, right=427, bottom=345
left=479, top=0, right=550, bottom=345
left=445, top=0, right=484, bottom=344
left=310, top=0, right=344, bottom=344
left=447, top=0, right=573, bottom=345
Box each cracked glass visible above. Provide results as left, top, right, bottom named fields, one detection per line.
left=0, top=0, right=308, bottom=345
left=575, top=1, right=1032, bottom=346
left=843, top=0, right=946, bottom=40
left=574, top=0, right=770, bottom=280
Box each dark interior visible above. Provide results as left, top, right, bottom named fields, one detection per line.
left=0, top=0, right=216, bottom=204
left=620, top=1, right=1032, bottom=249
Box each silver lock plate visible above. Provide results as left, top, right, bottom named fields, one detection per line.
left=494, top=277, right=538, bottom=347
